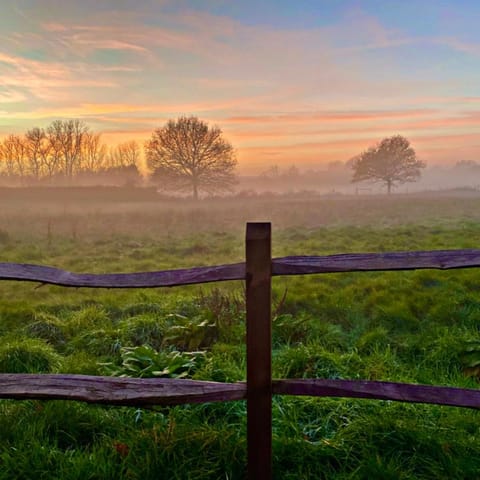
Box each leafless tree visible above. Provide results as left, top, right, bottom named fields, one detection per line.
left=0, top=136, right=17, bottom=178
left=145, top=116, right=237, bottom=199
left=106, top=140, right=141, bottom=170
left=24, top=127, right=50, bottom=180
left=0, top=135, right=28, bottom=181
left=47, top=119, right=88, bottom=180
left=81, top=132, right=107, bottom=173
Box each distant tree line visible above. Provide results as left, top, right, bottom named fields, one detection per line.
left=0, top=116, right=237, bottom=198
left=2, top=119, right=428, bottom=197
left=0, top=119, right=141, bottom=186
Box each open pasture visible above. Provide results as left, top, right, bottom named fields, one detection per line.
left=1, top=191, right=480, bottom=479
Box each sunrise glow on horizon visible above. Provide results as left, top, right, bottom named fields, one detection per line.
left=1, top=0, right=480, bottom=173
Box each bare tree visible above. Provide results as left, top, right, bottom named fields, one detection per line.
left=0, top=135, right=28, bottom=181
left=24, top=127, right=50, bottom=181
left=47, top=120, right=88, bottom=180
left=145, top=116, right=237, bottom=199
left=106, top=140, right=141, bottom=170
left=81, top=132, right=107, bottom=173
left=351, top=135, right=425, bottom=194
left=44, top=127, right=63, bottom=181
left=0, top=136, right=18, bottom=178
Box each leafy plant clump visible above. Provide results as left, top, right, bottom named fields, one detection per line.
left=102, top=345, right=207, bottom=378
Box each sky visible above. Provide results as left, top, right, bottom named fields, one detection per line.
left=1, top=0, right=480, bottom=173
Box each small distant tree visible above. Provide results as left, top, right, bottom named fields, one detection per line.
left=350, top=135, right=425, bottom=194
left=47, top=119, right=88, bottom=180
left=80, top=132, right=107, bottom=173
left=145, top=116, right=237, bottom=199
left=106, top=141, right=141, bottom=171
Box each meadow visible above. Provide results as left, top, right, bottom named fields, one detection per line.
left=1, top=189, right=480, bottom=479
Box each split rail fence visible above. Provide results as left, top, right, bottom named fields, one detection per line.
left=1, top=222, right=480, bottom=479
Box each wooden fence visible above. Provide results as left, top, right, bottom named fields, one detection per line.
left=1, top=222, right=480, bottom=479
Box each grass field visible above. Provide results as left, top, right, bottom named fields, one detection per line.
left=1, top=190, right=480, bottom=479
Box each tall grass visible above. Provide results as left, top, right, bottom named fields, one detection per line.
left=1, top=193, right=480, bottom=478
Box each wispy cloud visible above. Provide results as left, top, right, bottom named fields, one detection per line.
left=433, top=37, right=480, bottom=56
left=1, top=2, right=480, bottom=170
left=0, top=88, right=26, bottom=103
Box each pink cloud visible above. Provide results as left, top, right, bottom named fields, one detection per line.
left=1, top=4, right=479, bottom=171
left=0, top=88, right=26, bottom=103
left=0, top=51, right=118, bottom=103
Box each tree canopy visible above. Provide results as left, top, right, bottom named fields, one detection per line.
left=351, top=135, right=425, bottom=194
left=145, top=116, right=237, bottom=199
left=0, top=119, right=141, bottom=186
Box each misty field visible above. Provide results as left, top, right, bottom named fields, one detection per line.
left=1, top=190, right=480, bottom=479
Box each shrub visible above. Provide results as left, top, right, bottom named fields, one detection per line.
left=25, top=312, right=66, bottom=349
left=273, top=344, right=363, bottom=379
left=65, top=306, right=111, bottom=336
left=120, top=314, right=167, bottom=350
left=194, top=343, right=244, bottom=382
left=59, top=351, right=102, bottom=375
left=0, top=338, right=60, bottom=373
left=68, top=328, right=122, bottom=357
left=162, top=314, right=218, bottom=350
left=273, top=313, right=310, bottom=346
left=356, top=327, right=389, bottom=354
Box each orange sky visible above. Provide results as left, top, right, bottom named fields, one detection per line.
left=2, top=1, right=480, bottom=173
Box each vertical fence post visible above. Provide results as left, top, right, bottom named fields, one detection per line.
left=246, top=222, right=272, bottom=480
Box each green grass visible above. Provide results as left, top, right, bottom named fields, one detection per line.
left=1, top=193, right=480, bottom=478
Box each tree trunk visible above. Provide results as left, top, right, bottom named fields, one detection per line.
left=387, top=180, right=392, bottom=195
left=192, top=181, right=198, bottom=200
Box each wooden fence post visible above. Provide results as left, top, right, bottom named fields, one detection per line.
left=246, top=222, right=272, bottom=480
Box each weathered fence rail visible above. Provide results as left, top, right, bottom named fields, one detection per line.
left=0, top=374, right=246, bottom=406
left=2, top=249, right=480, bottom=287
left=1, top=223, right=479, bottom=479
left=1, top=376, right=479, bottom=410
left=272, top=379, right=480, bottom=409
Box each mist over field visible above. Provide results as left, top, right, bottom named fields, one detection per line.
left=1, top=189, right=480, bottom=478
left=3, top=0, right=480, bottom=478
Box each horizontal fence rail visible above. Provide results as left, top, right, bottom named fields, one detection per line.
left=0, top=374, right=246, bottom=406
left=272, top=379, right=480, bottom=409
left=1, top=376, right=479, bottom=410
left=2, top=249, right=480, bottom=288
left=3, top=224, right=480, bottom=480
left=272, top=250, right=480, bottom=274
left=0, top=262, right=245, bottom=288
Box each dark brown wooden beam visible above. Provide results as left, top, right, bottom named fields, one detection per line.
left=273, top=379, right=480, bottom=409
left=2, top=249, right=480, bottom=289
left=0, top=374, right=246, bottom=406
left=246, top=223, right=272, bottom=480
left=0, top=262, right=244, bottom=288
left=272, top=249, right=480, bottom=275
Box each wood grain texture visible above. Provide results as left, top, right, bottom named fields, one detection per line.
left=272, top=250, right=480, bottom=275
left=2, top=249, right=480, bottom=289
left=246, top=222, right=272, bottom=480
left=0, top=262, right=245, bottom=288
left=0, top=374, right=246, bottom=406
left=273, top=379, right=480, bottom=409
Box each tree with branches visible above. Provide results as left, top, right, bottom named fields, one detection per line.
left=350, top=135, right=425, bottom=194
left=145, top=116, right=237, bottom=199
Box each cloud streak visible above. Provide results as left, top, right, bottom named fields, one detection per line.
left=1, top=2, right=480, bottom=171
